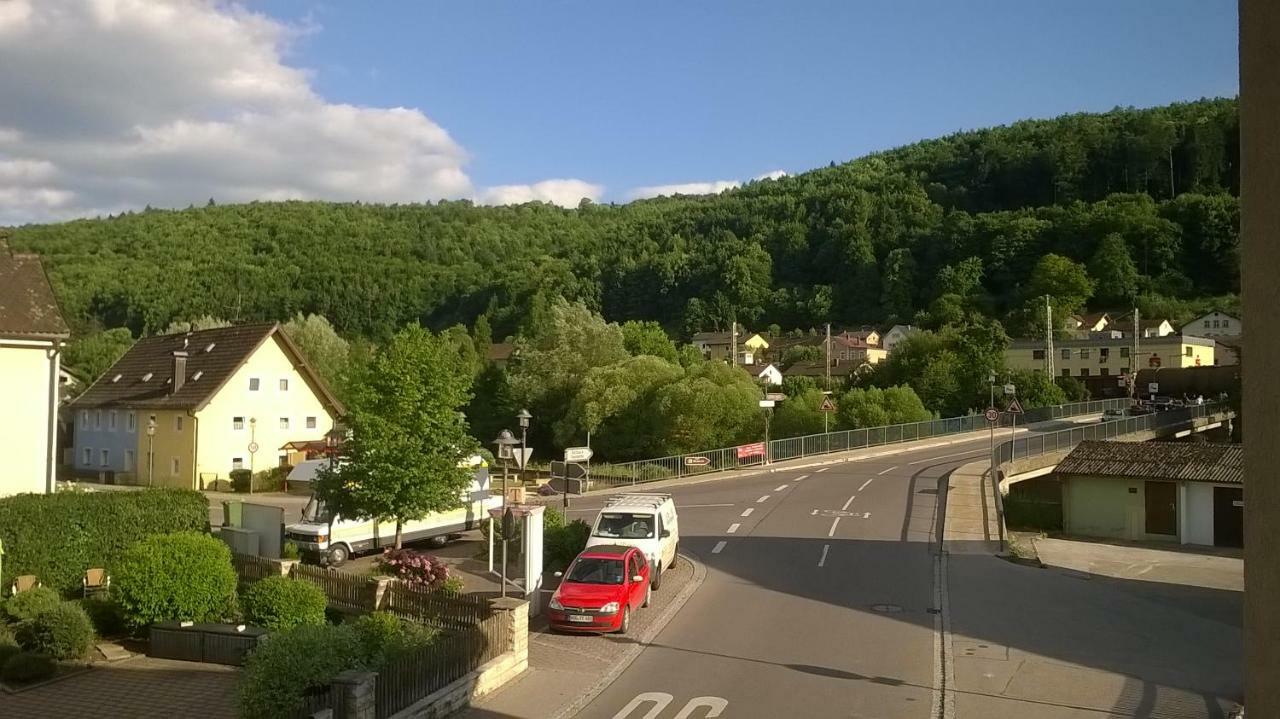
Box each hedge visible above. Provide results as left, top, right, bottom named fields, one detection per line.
left=114, top=532, right=238, bottom=629
left=15, top=602, right=96, bottom=660
left=0, top=489, right=208, bottom=595
left=240, top=577, right=326, bottom=631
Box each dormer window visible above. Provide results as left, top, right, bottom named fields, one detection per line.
left=205, top=342, right=216, bottom=353
left=192, top=371, right=203, bottom=381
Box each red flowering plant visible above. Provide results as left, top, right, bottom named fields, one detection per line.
left=378, top=548, right=451, bottom=590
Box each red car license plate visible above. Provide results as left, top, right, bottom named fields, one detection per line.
left=568, top=614, right=592, bottom=623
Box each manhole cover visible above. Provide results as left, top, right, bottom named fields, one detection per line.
left=870, top=603, right=904, bottom=613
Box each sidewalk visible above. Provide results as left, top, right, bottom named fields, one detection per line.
left=1032, top=536, right=1243, bottom=592
left=943, top=460, right=1002, bottom=553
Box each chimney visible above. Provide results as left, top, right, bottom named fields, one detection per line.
left=172, top=351, right=188, bottom=394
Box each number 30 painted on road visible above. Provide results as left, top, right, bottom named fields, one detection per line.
left=612, top=692, right=728, bottom=719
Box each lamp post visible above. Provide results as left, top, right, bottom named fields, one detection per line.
left=248, top=417, right=258, bottom=495
left=492, top=429, right=520, bottom=599
left=516, top=409, right=532, bottom=484
left=146, top=417, right=156, bottom=488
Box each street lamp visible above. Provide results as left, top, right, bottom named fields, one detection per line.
left=516, top=409, right=532, bottom=484
left=491, top=429, right=521, bottom=599
left=248, top=417, right=258, bottom=495
left=146, top=417, right=156, bottom=488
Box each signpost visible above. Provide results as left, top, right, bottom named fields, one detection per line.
left=819, top=397, right=837, bottom=413
left=984, top=408, right=999, bottom=423
left=551, top=459, right=588, bottom=510
left=1005, top=391, right=1021, bottom=465
left=985, top=406, right=1000, bottom=500
left=684, top=456, right=711, bottom=467
left=1148, top=382, right=1160, bottom=398
left=564, top=446, right=593, bottom=463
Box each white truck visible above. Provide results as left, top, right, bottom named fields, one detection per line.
left=585, top=493, right=680, bottom=589
left=285, top=456, right=500, bottom=566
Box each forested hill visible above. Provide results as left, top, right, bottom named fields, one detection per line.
left=5, top=97, right=1239, bottom=343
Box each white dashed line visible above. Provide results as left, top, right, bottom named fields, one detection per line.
left=878, top=466, right=899, bottom=476
left=815, top=468, right=829, bottom=473
left=841, top=495, right=857, bottom=511
left=757, top=495, right=770, bottom=503
left=775, top=484, right=789, bottom=492
left=794, top=474, right=810, bottom=481
left=712, top=541, right=727, bottom=554
left=827, top=517, right=842, bottom=537
left=858, top=477, right=875, bottom=492
left=727, top=523, right=740, bottom=534
left=740, top=508, right=754, bottom=517
left=818, top=544, right=830, bottom=567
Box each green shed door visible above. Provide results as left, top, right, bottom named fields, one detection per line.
left=1144, top=481, right=1177, bottom=536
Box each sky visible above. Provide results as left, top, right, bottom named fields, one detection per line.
left=0, top=1, right=1239, bottom=225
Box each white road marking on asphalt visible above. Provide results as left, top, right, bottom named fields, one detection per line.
left=878, top=465, right=899, bottom=475
left=775, top=484, right=789, bottom=491
left=612, top=692, right=673, bottom=719
left=909, top=448, right=987, bottom=465
left=859, top=477, right=875, bottom=491
left=818, top=544, right=830, bottom=567
left=711, top=541, right=727, bottom=554
left=810, top=509, right=819, bottom=516
left=757, top=495, right=770, bottom=503
left=672, top=696, right=728, bottom=718
left=827, top=517, right=842, bottom=537
left=727, top=523, right=740, bottom=534
left=816, top=467, right=829, bottom=473
left=794, top=474, right=810, bottom=481
left=677, top=503, right=735, bottom=509
left=841, top=494, right=857, bottom=511
left=740, top=508, right=754, bottom=517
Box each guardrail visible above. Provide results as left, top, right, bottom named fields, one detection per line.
left=589, top=398, right=1130, bottom=489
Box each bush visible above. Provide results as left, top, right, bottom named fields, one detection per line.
left=114, top=532, right=238, bottom=629
left=231, top=467, right=287, bottom=493
left=241, top=577, right=326, bottom=631
left=0, top=643, right=19, bottom=669
left=237, top=624, right=366, bottom=719
left=79, top=597, right=127, bottom=638
left=377, top=549, right=450, bottom=590
left=437, top=576, right=465, bottom=596
left=280, top=541, right=300, bottom=560
left=3, top=587, right=61, bottom=623
left=0, top=488, right=207, bottom=595
left=1, top=652, right=56, bottom=685
left=15, top=602, right=95, bottom=660
left=545, top=519, right=592, bottom=572
left=351, top=612, right=437, bottom=666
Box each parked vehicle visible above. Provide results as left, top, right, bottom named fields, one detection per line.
left=284, top=456, right=499, bottom=566
left=547, top=544, right=650, bottom=634
left=1101, top=409, right=1126, bottom=421
left=585, top=493, right=679, bottom=589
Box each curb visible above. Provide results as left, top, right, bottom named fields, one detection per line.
left=548, top=551, right=708, bottom=719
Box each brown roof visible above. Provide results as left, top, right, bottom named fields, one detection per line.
left=0, top=248, right=69, bottom=338
left=1055, top=441, right=1241, bottom=484
left=783, top=359, right=859, bottom=378
left=70, top=323, right=345, bottom=414
left=488, top=342, right=515, bottom=361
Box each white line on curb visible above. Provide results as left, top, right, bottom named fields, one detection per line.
left=878, top=465, right=899, bottom=475
left=818, top=544, right=830, bottom=567
left=727, top=523, right=740, bottom=534
left=841, top=495, right=857, bottom=511
left=859, top=477, right=875, bottom=492
left=757, top=495, right=770, bottom=503
left=712, top=541, right=727, bottom=554
left=740, top=508, right=754, bottom=517
left=827, top=517, right=841, bottom=537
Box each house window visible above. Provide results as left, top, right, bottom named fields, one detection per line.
left=1101, top=367, right=1110, bottom=376
left=94, top=410, right=101, bottom=430
left=124, top=450, right=135, bottom=472
left=1080, top=368, right=1090, bottom=377
left=1060, top=368, right=1070, bottom=377
left=100, top=449, right=110, bottom=467
left=1032, top=349, right=1045, bottom=360
left=1100, top=348, right=1110, bottom=360
left=1212, top=320, right=1220, bottom=328
left=82, top=448, right=92, bottom=466
left=232, top=457, right=244, bottom=471
left=279, top=417, right=290, bottom=430
left=171, top=457, right=180, bottom=475
left=1185, top=347, right=1194, bottom=357
left=1204, top=320, right=1211, bottom=328
left=127, top=411, right=137, bottom=432
left=1079, top=349, right=1090, bottom=359
left=279, top=378, right=289, bottom=391
left=80, top=410, right=88, bottom=429
left=233, top=416, right=245, bottom=430
left=109, top=410, right=117, bottom=431
left=174, top=415, right=183, bottom=431
left=1223, top=319, right=1230, bottom=328
left=1061, top=349, right=1071, bottom=360
left=1120, top=347, right=1130, bottom=358
left=249, top=377, right=260, bottom=391
left=306, top=416, right=317, bottom=429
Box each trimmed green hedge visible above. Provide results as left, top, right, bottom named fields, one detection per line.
left=15, top=602, right=96, bottom=660
left=0, top=489, right=208, bottom=595
left=114, top=532, right=238, bottom=629
left=241, top=577, right=326, bottom=631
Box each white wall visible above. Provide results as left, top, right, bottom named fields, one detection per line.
left=0, top=341, right=58, bottom=496
left=1184, top=481, right=1217, bottom=546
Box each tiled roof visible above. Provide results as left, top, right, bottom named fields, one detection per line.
left=783, top=359, right=858, bottom=377
left=1055, top=441, right=1241, bottom=484
left=70, top=323, right=345, bottom=414
left=0, top=248, right=69, bottom=338
left=691, top=331, right=733, bottom=344
left=489, top=342, right=516, bottom=361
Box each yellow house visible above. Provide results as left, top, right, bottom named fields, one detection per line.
left=70, top=323, right=345, bottom=489
left=1007, top=335, right=1216, bottom=379
left=0, top=246, right=70, bottom=497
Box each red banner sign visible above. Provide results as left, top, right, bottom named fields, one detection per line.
left=737, top=442, right=766, bottom=459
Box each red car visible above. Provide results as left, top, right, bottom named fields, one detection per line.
left=547, top=544, right=651, bottom=633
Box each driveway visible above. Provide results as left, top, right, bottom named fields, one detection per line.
left=1032, top=536, right=1243, bottom=592
left=0, top=656, right=237, bottom=719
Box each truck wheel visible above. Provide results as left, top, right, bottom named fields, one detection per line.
left=427, top=535, right=449, bottom=548
left=327, top=544, right=349, bottom=567
left=651, top=562, right=662, bottom=590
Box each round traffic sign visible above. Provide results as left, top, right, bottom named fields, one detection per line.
left=984, top=408, right=999, bottom=423
left=247, top=441, right=260, bottom=454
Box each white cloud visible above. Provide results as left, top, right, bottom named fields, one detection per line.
left=626, top=169, right=788, bottom=201
left=0, top=0, right=595, bottom=224
left=478, top=179, right=603, bottom=209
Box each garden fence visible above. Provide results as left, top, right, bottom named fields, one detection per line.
left=374, top=611, right=510, bottom=718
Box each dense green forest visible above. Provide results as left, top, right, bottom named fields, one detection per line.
left=5, top=98, right=1239, bottom=346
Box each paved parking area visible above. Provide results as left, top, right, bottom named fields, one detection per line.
left=0, top=656, right=237, bottom=719
left=1033, top=536, right=1243, bottom=591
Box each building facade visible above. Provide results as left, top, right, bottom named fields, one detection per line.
left=1184, top=311, right=1241, bottom=338
left=881, top=324, right=918, bottom=352
left=0, top=247, right=70, bottom=496
left=69, top=323, right=344, bottom=489
left=1007, top=335, right=1216, bottom=379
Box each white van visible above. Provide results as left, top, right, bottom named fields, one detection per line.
left=285, top=456, right=500, bottom=566
left=585, top=493, right=679, bottom=589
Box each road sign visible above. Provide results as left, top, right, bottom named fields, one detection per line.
left=819, top=397, right=837, bottom=413
left=1149, top=354, right=1162, bottom=368
left=564, top=446, right=593, bottom=463
left=984, top=408, right=999, bottom=423
left=513, top=447, right=533, bottom=469
left=1148, top=382, right=1160, bottom=395
left=1003, top=383, right=1016, bottom=396
left=247, top=441, right=259, bottom=454
left=1117, top=377, right=1128, bottom=387
left=1005, top=398, right=1025, bottom=414
left=758, top=399, right=776, bottom=408
left=684, top=456, right=711, bottom=467
left=549, top=461, right=587, bottom=480
left=737, top=442, right=766, bottom=459
left=765, top=393, right=787, bottom=402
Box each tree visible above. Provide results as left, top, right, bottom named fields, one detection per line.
left=1089, top=234, right=1139, bottom=305
left=282, top=313, right=350, bottom=398
left=560, top=356, right=684, bottom=458
left=772, top=388, right=827, bottom=439
left=1026, top=254, right=1095, bottom=319
left=313, top=325, right=476, bottom=549
left=621, top=320, right=678, bottom=363
left=781, top=344, right=822, bottom=366
left=163, top=316, right=232, bottom=334
left=1007, top=370, right=1067, bottom=409
left=63, top=328, right=134, bottom=384
left=880, top=248, right=917, bottom=320
left=652, top=362, right=762, bottom=454
left=836, top=385, right=931, bottom=429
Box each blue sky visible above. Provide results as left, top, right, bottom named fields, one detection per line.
left=259, top=1, right=1238, bottom=202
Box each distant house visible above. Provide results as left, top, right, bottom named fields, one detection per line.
left=1184, top=311, right=1241, bottom=338
left=831, top=335, right=887, bottom=365
left=1053, top=441, right=1242, bottom=548
left=781, top=359, right=863, bottom=381
left=1111, top=313, right=1175, bottom=338
left=838, top=329, right=880, bottom=347
left=691, top=330, right=768, bottom=365
left=70, top=323, right=345, bottom=489
left=0, top=245, right=70, bottom=497
left=881, top=324, right=918, bottom=352
left=488, top=342, right=517, bottom=367
left=1008, top=335, right=1215, bottom=378
left=754, top=363, right=783, bottom=386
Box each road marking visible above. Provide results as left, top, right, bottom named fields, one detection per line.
left=878, top=465, right=899, bottom=475
left=711, top=541, right=727, bottom=554
left=726, top=523, right=740, bottom=534
left=909, top=448, right=987, bottom=465
left=775, top=484, right=789, bottom=491
left=740, top=508, right=754, bottom=517
left=757, top=495, right=770, bottom=503
left=794, top=474, right=810, bottom=481
left=676, top=503, right=735, bottom=509
left=815, top=467, right=829, bottom=473
left=841, top=494, right=857, bottom=511
left=859, top=477, right=875, bottom=491
left=818, top=544, right=830, bottom=567
left=612, top=692, right=673, bottom=719
left=827, top=517, right=842, bottom=537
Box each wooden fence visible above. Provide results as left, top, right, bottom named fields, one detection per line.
left=231, top=553, right=276, bottom=585
left=374, top=611, right=511, bottom=718
left=379, top=583, right=494, bottom=629
left=291, top=562, right=379, bottom=615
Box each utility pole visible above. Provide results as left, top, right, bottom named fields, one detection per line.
left=824, top=323, right=832, bottom=434
left=730, top=317, right=738, bottom=367
left=1131, top=306, right=1140, bottom=403
left=1045, top=296, right=1055, bottom=377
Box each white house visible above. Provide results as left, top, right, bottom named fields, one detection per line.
left=0, top=244, right=70, bottom=497
left=754, top=363, right=783, bottom=386
left=881, top=325, right=919, bottom=352
left=1184, top=311, right=1241, bottom=338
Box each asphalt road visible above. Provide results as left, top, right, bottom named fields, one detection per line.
left=558, top=437, right=993, bottom=719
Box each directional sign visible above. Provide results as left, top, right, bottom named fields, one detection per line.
left=758, top=399, right=776, bottom=408
left=819, top=397, right=837, bottom=413
left=1148, top=382, right=1160, bottom=395
left=765, top=393, right=787, bottom=402
left=564, top=446, right=593, bottom=463
left=549, top=461, right=587, bottom=480
left=684, top=456, right=711, bottom=467
left=1003, top=383, right=1016, bottom=396
left=1005, top=398, right=1025, bottom=414
left=984, top=407, right=999, bottom=423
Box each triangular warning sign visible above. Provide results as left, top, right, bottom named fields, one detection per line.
left=819, top=397, right=837, bottom=412
left=1006, top=398, right=1025, bottom=414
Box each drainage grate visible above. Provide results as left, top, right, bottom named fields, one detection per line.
left=870, top=603, right=904, bottom=613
